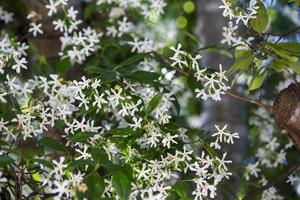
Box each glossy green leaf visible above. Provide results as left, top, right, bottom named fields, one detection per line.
left=0, top=156, right=14, bottom=167
left=55, top=58, right=70, bottom=75
left=112, top=171, right=132, bottom=200
left=33, top=158, right=54, bottom=169
left=289, top=0, right=300, bottom=6
left=250, top=1, right=268, bottom=33
left=124, top=70, right=159, bottom=84
left=249, top=73, right=265, bottom=91
left=40, top=137, right=67, bottom=152
left=82, top=172, right=105, bottom=199
left=114, top=53, right=150, bottom=70
left=173, top=181, right=190, bottom=199
left=229, top=50, right=255, bottom=73
left=147, top=93, right=163, bottom=115
left=68, top=132, right=95, bottom=144
left=275, top=42, right=300, bottom=56
left=272, top=59, right=286, bottom=72
left=85, top=67, right=117, bottom=83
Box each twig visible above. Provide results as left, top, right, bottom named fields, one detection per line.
left=244, top=162, right=300, bottom=199
left=154, top=52, right=273, bottom=110
left=275, top=26, right=300, bottom=44
left=225, top=91, right=273, bottom=111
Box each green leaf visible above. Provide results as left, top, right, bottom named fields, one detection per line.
left=84, top=3, right=96, bottom=19
left=249, top=73, right=265, bottom=91
left=147, top=93, right=163, bottom=115
left=272, top=59, right=286, bottom=72
left=68, top=132, right=95, bottom=144
left=173, top=181, right=190, bottom=199
left=272, top=59, right=300, bottom=74
left=55, top=58, right=70, bottom=75
left=227, top=0, right=238, bottom=4
left=284, top=60, right=300, bottom=74
left=114, top=53, right=150, bottom=70
left=289, top=0, right=300, bottom=6
left=266, top=43, right=297, bottom=60
left=275, top=42, right=300, bottom=56
left=229, top=50, right=255, bottom=73
left=82, top=172, right=105, bottom=199
left=250, top=1, right=268, bottom=33
left=0, top=156, right=14, bottom=167
left=33, top=158, right=54, bottom=169
left=124, top=71, right=159, bottom=84
left=40, top=137, right=67, bottom=152
left=112, top=171, right=132, bottom=200
left=85, top=67, right=117, bottom=83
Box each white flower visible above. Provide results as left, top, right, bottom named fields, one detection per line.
left=162, top=133, right=178, bottom=149
left=195, top=64, right=230, bottom=101
left=0, top=7, right=13, bottom=24
left=287, top=175, right=300, bottom=186
left=29, top=22, right=43, bottom=37
left=210, top=124, right=239, bottom=149
left=75, top=145, right=92, bottom=160
left=53, top=19, right=65, bottom=32
left=45, top=0, right=59, bottom=16
left=169, top=43, right=188, bottom=69
left=51, top=180, right=72, bottom=200
left=245, top=162, right=261, bottom=180
left=129, top=117, right=142, bottom=130
left=12, top=57, right=27, bottom=73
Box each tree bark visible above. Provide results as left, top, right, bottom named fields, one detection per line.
left=196, top=0, right=247, bottom=198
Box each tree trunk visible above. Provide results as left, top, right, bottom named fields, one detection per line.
left=196, top=0, right=247, bottom=198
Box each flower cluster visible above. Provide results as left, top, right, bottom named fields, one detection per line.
left=0, top=0, right=243, bottom=199
left=169, top=43, right=230, bottom=101
left=219, top=0, right=259, bottom=26
left=219, top=0, right=259, bottom=49
left=0, top=34, right=29, bottom=74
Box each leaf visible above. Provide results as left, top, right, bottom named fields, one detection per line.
left=266, top=43, right=297, bottom=60
left=55, top=58, right=70, bottom=75
left=289, top=0, right=300, bottom=6
left=147, top=93, right=163, bottom=115
left=114, top=53, right=150, bottom=70
left=275, top=42, right=300, bottom=56
left=272, top=59, right=300, bottom=74
left=250, top=1, right=268, bottom=33
left=272, top=59, right=286, bottom=72
left=84, top=3, right=96, bottom=19
left=124, top=71, right=159, bottom=84
left=68, top=132, right=95, bottom=144
left=173, top=181, right=190, bottom=199
left=85, top=67, right=117, bottom=83
left=227, top=0, right=238, bottom=4
left=40, top=137, right=67, bottom=152
left=82, top=172, right=105, bottom=199
left=229, top=50, right=255, bottom=73
left=284, top=60, right=300, bottom=74
left=249, top=73, right=265, bottom=91
left=112, top=171, right=132, bottom=200
left=0, top=156, right=14, bottom=167
left=33, top=158, right=54, bottom=169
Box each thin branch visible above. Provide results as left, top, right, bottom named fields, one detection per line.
left=154, top=52, right=273, bottom=110
left=244, top=162, right=300, bottom=199
left=275, top=26, right=300, bottom=44
left=225, top=91, right=273, bottom=111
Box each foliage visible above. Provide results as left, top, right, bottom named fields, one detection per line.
left=0, top=0, right=299, bottom=200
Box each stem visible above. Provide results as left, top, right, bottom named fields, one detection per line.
left=154, top=52, right=273, bottom=110
left=244, top=162, right=300, bottom=199
left=275, top=26, right=300, bottom=44
left=225, top=91, right=273, bottom=111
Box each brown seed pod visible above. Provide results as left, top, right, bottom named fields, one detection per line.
left=273, top=83, right=300, bottom=150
